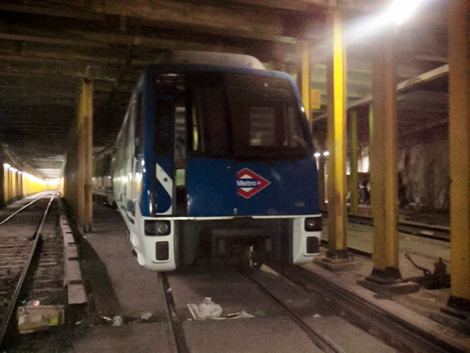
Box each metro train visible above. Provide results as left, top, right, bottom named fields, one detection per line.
left=111, top=51, right=322, bottom=272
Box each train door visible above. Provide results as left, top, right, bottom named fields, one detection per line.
left=173, top=95, right=187, bottom=215
left=125, top=92, right=143, bottom=216
left=154, top=73, right=186, bottom=216
left=132, top=93, right=143, bottom=212
left=124, top=105, right=134, bottom=214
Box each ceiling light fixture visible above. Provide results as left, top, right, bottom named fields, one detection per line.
left=387, top=0, right=425, bottom=25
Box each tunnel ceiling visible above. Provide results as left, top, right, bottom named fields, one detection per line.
left=0, top=0, right=449, bottom=179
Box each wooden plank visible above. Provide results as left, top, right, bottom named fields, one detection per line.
left=67, top=283, right=87, bottom=305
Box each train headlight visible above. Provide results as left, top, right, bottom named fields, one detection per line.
left=145, top=220, right=171, bottom=236
left=304, top=217, right=322, bottom=232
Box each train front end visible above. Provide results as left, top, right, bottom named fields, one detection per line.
left=126, top=52, right=321, bottom=271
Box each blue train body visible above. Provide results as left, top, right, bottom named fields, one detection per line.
left=112, top=52, right=321, bottom=271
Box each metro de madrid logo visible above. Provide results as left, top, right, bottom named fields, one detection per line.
left=236, top=168, right=271, bottom=199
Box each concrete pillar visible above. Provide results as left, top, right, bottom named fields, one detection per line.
left=349, top=110, right=359, bottom=215
left=300, top=40, right=311, bottom=127
left=325, top=10, right=349, bottom=261
left=446, top=0, right=470, bottom=314
left=367, top=28, right=401, bottom=281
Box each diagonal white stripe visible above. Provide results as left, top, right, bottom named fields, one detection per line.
left=156, top=163, right=173, bottom=215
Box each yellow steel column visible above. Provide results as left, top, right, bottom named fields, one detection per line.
left=447, top=0, right=470, bottom=312
left=2, top=165, right=7, bottom=205
left=301, top=40, right=311, bottom=127
left=7, top=168, right=11, bottom=202
left=0, top=164, right=5, bottom=207
left=81, top=79, right=93, bottom=232
left=367, top=28, right=401, bottom=282
left=349, top=110, right=358, bottom=215
left=78, top=84, right=85, bottom=228
left=326, top=10, right=348, bottom=260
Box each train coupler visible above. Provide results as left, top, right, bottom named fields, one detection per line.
left=210, top=228, right=270, bottom=270
left=238, top=244, right=265, bottom=271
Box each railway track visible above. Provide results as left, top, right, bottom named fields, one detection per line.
left=160, top=264, right=386, bottom=352
left=323, top=212, right=450, bottom=242
left=246, top=269, right=346, bottom=353
left=161, top=272, right=191, bottom=353
left=351, top=214, right=450, bottom=242
left=0, top=192, right=65, bottom=350
left=278, top=264, right=465, bottom=353
left=160, top=262, right=466, bottom=353
left=0, top=194, right=45, bottom=226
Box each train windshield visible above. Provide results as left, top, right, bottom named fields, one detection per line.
left=156, top=72, right=309, bottom=161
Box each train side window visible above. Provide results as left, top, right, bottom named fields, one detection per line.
left=191, top=106, right=199, bottom=152
left=118, top=116, right=129, bottom=162
left=124, top=114, right=134, bottom=163
left=174, top=106, right=187, bottom=165
left=134, top=93, right=143, bottom=157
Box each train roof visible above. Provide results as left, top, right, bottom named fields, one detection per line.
left=155, top=51, right=266, bottom=71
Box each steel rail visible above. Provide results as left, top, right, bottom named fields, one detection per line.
left=0, top=193, right=56, bottom=348
left=280, top=264, right=466, bottom=353
left=322, top=211, right=450, bottom=242
left=160, top=273, right=190, bottom=353
left=0, top=192, right=51, bottom=226
left=348, top=213, right=450, bottom=234
left=246, top=270, right=345, bottom=353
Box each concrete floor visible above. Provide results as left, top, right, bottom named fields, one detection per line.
left=66, top=204, right=469, bottom=352
left=70, top=203, right=396, bottom=352
left=3, top=195, right=467, bottom=352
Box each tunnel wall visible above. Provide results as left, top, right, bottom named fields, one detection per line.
left=0, top=145, right=59, bottom=208
left=398, top=124, right=450, bottom=212
left=63, top=136, right=80, bottom=220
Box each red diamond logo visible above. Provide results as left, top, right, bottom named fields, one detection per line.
left=236, top=168, right=271, bottom=199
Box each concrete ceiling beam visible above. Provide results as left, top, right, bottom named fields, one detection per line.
left=0, top=33, right=110, bottom=49
left=0, top=1, right=310, bottom=43
left=349, top=64, right=448, bottom=109
left=0, top=3, right=105, bottom=21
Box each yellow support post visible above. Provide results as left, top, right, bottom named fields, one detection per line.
left=78, top=83, right=85, bottom=229
left=79, top=79, right=93, bottom=232
left=7, top=168, right=11, bottom=202
left=366, top=29, right=402, bottom=282
left=324, top=10, right=351, bottom=264
left=0, top=165, right=4, bottom=208
left=446, top=0, right=470, bottom=313
left=358, top=28, right=419, bottom=295
left=300, top=40, right=311, bottom=127
left=349, top=110, right=358, bottom=215
left=2, top=165, right=7, bottom=205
